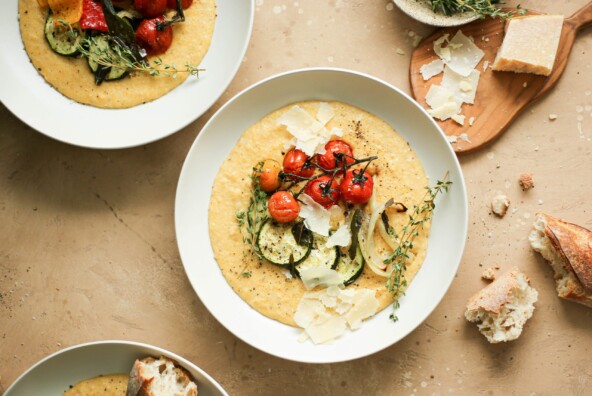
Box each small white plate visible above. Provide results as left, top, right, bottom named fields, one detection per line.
left=4, top=340, right=228, bottom=395
left=0, top=0, right=253, bottom=149
left=393, top=0, right=478, bottom=27
left=175, top=68, right=468, bottom=363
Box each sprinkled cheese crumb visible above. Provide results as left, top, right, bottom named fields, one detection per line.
left=469, top=116, right=475, bottom=126
left=396, top=48, right=406, bottom=55
left=548, top=113, right=558, bottom=121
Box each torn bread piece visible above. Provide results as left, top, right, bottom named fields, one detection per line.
left=127, top=356, right=198, bottom=396
left=491, top=194, right=510, bottom=217
left=465, top=267, right=538, bottom=343
left=529, top=213, right=592, bottom=308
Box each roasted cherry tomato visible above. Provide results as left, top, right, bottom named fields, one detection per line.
left=257, top=159, right=281, bottom=193
left=134, top=0, right=167, bottom=18
left=304, top=175, right=340, bottom=208
left=316, top=140, right=354, bottom=171
left=135, top=16, right=173, bottom=56
left=340, top=170, right=374, bottom=205
left=166, top=0, right=193, bottom=9
left=268, top=191, right=300, bottom=223
left=80, top=0, right=108, bottom=32
left=282, top=149, right=315, bottom=180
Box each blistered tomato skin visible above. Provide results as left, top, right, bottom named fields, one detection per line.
left=135, top=17, right=173, bottom=56
left=316, top=140, right=354, bottom=171
left=258, top=160, right=281, bottom=193
left=134, top=0, right=167, bottom=18
left=305, top=175, right=340, bottom=209
left=340, top=170, right=374, bottom=205
left=167, top=0, right=193, bottom=9
left=80, top=0, right=108, bottom=32
left=283, top=149, right=315, bottom=180
left=268, top=192, right=300, bottom=223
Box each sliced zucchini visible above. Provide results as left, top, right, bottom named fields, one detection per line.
left=44, top=12, right=82, bottom=56
left=256, top=219, right=312, bottom=267
left=295, top=234, right=339, bottom=277
left=87, top=35, right=129, bottom=84
left=336, top=246, right=365, bottom=286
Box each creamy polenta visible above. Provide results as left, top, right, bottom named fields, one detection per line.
left=63, top=374, right=128, bottom=395
left=209, top=101, right=430, bottom=326
left=18, top=0, right=216, bottom=108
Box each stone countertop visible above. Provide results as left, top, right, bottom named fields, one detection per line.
left=1, top=0, right=591, bottom=394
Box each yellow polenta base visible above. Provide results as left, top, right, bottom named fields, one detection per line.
left=209, top=101, right=430, bottom=327
left=63, top=374, right=128, bottom=395
left=18, top=0, right=216, bottom=108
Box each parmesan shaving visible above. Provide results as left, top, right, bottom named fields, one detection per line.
left=294, top=285, right=380, bottom=344
left=444, top=31, right=484, bottom=77
left=300, top=267, right=343, bottom=290
left=420, top=59, right=445, bottom=81
left=451, top=114, right=465, bottom=126
left=277, top=103, right=341, bottom=156
left=441, top=67, right=480, bottom=104
left=326, top=224, right=351, bottom=248
left=299, top=194, right=331, bottom=236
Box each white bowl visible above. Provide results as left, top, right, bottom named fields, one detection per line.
left=0, top=0, right=254, bottom=149
left=4, top=340, right=228, bottom=396
left=175, top=68, right=468, bottom=363
left=393, top=0, right=478, bottom=27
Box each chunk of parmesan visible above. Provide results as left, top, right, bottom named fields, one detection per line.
left=420, top=59, right=445, bottom=81
left=492, top=15, right=564, bottom=76
left=451, top=114, right=465, bottom=125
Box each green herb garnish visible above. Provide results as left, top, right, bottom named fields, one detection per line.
left=384, top=173, right=452, bottom=322
left=236, top=162, right=270, bottom=262
left=429, top=0, right=525, bottom=19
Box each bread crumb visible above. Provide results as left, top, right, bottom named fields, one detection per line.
left=519, top=173, right=535, bottom=191
left=481, top=267, right=497, bottom=281
left=491, top=194, right=510, bottom=217
left=548, top=113, right=558, bottom=121
left=465, top=267, right=538, bottom=343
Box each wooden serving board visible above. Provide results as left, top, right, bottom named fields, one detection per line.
left=410, top=3, right=592, bottom=154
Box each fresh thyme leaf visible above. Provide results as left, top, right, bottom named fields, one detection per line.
left=236, top=162, right=269, bottom=261
left=429, top=0, right=523, bottom=19
left=384, top=172, right=452, bottom=322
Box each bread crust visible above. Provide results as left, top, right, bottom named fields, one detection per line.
left=466, top=267, right=524, bottom=314
left=541, top=214, right=592, bottom=294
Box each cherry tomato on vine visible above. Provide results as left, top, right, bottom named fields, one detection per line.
left=268, top=191, right=300, bottom=223
left=283, top=149, right=315, bottom=180
left=257, top=159, right=281, bottom=193
left=167, top=0, right=193, bottom=9
left=135, top=16, right=173, bottom=56
left=340, top=170, right=374, bottom=205
left=316, top=140, right=354, bottom=171
left=304, top=175, right=340, bottom=208
left=134, top=0, right=167, bottom=18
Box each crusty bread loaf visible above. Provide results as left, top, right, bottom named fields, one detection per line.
left=126, top=356, right=198, bottom=396
left=465, top=267, right=538, bottom=343
left=529, top=213, right=592, bottom=307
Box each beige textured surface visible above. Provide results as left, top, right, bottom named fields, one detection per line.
left=1, top=1, right=591, bottom=395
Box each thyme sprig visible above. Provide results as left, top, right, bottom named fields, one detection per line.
left=59, top=19, right=202, bottom=79
left=77, top=35, right=203, bottom=78
left=384, top=172, right=452, bottom=322
left=429, top=0, right=525, bottom=19
left=235, top=162, right=270, bottom=265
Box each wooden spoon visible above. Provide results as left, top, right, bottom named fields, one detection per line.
left=409, top=3, right=592, bottom=154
